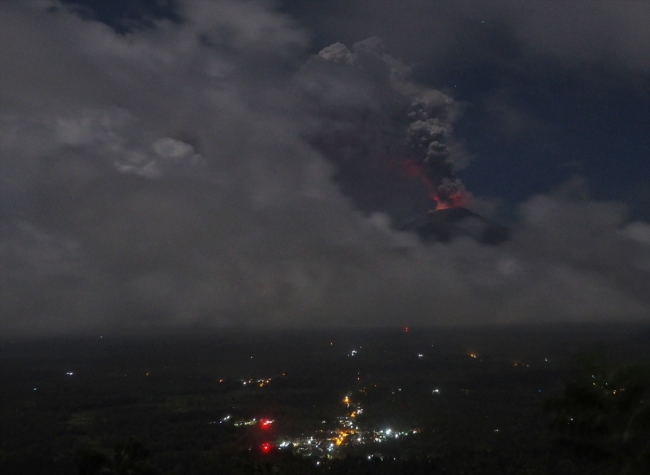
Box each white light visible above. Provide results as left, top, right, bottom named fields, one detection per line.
left=418, top=354, right=423, bottom=358
left=385, top=429, right=391, bottom=435
left=66, top=372, right=74, bottom=376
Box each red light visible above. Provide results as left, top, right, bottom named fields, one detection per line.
left=260, top=442, right=272, bottom=454
left=405, top=326, right=409, bottom=333
left=260, top=419, right=273, bottom=429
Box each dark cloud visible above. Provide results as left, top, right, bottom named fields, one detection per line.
left=0, top=1, right=648, bottom=335
left=299, top=37, right=469, bottom=215
left=286, top=0, right=650, bottom=72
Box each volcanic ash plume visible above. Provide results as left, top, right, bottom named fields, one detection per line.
left=405, top=98, right=467, bottom=210
left=303, top=38, right=467, bottom=214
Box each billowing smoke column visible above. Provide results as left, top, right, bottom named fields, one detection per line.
left=302, top=38, right=468, bottom=214
left=405, top=99, right=467, bottom=210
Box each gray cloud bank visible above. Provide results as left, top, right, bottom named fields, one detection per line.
left=295, top=0, right=650, bottom=72
left=1, top=1, right=648, bottom=335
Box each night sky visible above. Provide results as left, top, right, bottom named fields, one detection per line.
left=1, top=0, right=649, bottom=335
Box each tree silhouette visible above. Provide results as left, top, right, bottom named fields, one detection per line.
left=543, top=355, right=650, bottom=474
left=77, top=439, right=158, bottom=475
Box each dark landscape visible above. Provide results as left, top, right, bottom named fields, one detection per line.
left=1, top=2, right=649, bottom=474
left=1, top=324, right=648, bottom=474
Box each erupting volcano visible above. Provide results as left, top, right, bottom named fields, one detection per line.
left=399, top=150, right=507, bottom=244
left=401, top=159, right=468, bottom=211
left=403, top=96, right=469, bottom=212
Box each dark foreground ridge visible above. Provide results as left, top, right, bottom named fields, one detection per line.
left=401, top=207, right=509, bottom=244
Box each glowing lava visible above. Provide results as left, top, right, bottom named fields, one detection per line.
left=432, top=191, right=467, bottom=210
left=400, top=159, right=467, bottom=211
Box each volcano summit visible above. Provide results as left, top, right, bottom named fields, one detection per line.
left=401, top=208, right=509, bottom=245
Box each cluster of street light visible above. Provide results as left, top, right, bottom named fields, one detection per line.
left=212, top=387, right=420, bottom=460
left=236, top=392, right=418, bottom=459
left=276, top=393, right=419, bottom=458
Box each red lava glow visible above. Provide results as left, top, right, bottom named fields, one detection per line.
left=260, top=419, right=273, bottom=429
left=260, top=442, right=272, bottom=454
left=433, top=191, right=467, bottom=210
left=399, top=160, right=467, bottom=211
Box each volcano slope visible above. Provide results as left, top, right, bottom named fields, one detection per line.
left=401, top=207, right=509, bottom=245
